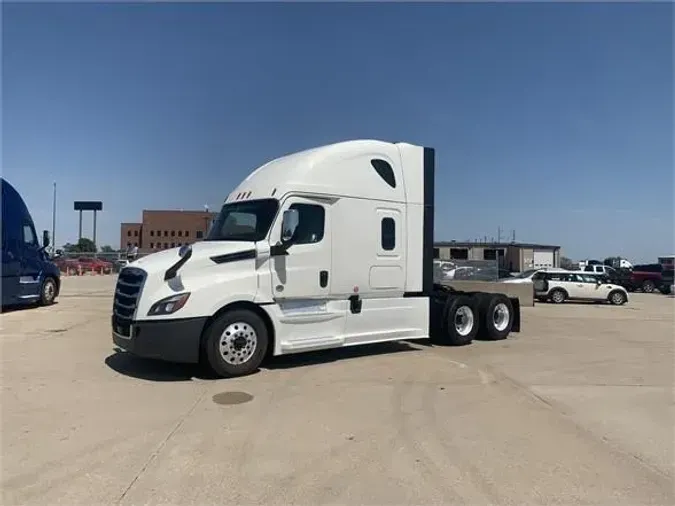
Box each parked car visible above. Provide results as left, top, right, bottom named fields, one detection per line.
left=498, top=267, right=514, bottom=279
left=77, top=256, right=113, bottom=272
left=583, top=264, right=617, bottom=276
left=532, top=270, right=628, bottom=305
left=630, top=263, right=668, bottom=293
left=583, top=264, right=633, bottom=291
left=433, top=261, right=476, bottom=281
left=53, top=257, right=81, bottom=272
left=500, top=267, right=566, bottom=285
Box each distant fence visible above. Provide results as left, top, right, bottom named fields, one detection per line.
left=433, top=259, right=499, bottom=283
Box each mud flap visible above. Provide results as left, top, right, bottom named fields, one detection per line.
left=510, top=297, right=521, bottom=332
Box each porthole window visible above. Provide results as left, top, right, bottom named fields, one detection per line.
left=370, top=159, right=396, bottom=189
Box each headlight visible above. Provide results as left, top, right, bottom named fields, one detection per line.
left=148, top=293, right=190, bottom=316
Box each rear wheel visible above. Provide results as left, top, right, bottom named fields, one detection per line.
left=476, top=294, right=514, bottom=340
left=436, top=295, right=479, bottom=346
left=549, top=289, right=566, bottom=304
left=204, top=309, right=269, bottom=378
left=642, top=280, right=656, bottom=293
left=39, top=277, right=57, bottom=306
left=608, top=290, right=627, bottom=305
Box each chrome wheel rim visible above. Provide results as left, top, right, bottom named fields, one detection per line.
left=493, top=302, right=510, bottom=331
left=43, top=280, right=55, bottom=302
left=219, top=322, right=257, bottom=365
left=454, top=306, right=474, bottom=336
left=612, top=292, right=624, bottom=304
left=552, top=291, right=564, bottom=303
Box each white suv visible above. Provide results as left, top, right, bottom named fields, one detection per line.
left=534, top=270, right=628, bottom=305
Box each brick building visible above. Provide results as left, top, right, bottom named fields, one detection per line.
left=120, top=210, right=218, bottom=252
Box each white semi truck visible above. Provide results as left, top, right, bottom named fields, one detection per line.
left=112, top=140, right=521, bottom=378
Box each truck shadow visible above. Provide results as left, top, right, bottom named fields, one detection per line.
left=1, top=302, right=60, bottom=314
left=105, top=349, right=202, bottom=381
left=105, top=341, right=420, bottom=382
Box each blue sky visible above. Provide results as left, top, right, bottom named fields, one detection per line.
left=2, top=2, right=673, bottom=262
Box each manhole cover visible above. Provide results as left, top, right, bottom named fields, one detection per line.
left=212, top=391, right=253, bottom=405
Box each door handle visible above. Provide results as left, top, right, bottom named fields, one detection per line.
left=319, top=270, right=329, bottom=288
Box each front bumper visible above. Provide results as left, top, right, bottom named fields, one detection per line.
left=112, top=316, right=208, bottom=363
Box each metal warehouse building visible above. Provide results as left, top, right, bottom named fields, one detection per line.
left=434, top=241, right=561, bottom=272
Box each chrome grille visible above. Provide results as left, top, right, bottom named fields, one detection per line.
left=113, top=267, right=146, bottom=322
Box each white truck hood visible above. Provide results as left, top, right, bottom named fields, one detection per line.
left=131, top=241, right=255, bottom=278
left=128, top=240, right=263, bottom=320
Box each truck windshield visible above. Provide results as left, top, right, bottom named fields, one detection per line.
left=206, top=198, right=279, bottom=242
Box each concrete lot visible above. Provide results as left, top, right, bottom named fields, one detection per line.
left=2, top=276, right=674, bottom=505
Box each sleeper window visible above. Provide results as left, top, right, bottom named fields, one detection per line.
left=381, top=218, right=395, bottom=250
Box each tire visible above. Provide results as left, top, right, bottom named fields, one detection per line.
left=658, top=285, right=672, bottom=295
left=642, top=280, right=655, bottom=293
left=608, top=290, right=627, bottom=305
left=437, top=295, right=479, bottom=346
left=39, top=277, right=57, bottom=306
left=549, top=288, right=567, bottom=304
left=203, top=309, right=269, bottom=378
left=476, top=294, right=514, bottom=341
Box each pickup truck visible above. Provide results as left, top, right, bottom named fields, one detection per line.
left=629, top=264, right=672, bottom=294
left=583, top=264, right=633, bottom=290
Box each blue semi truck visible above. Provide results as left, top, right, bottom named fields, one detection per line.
left=1, top=178, right=60, bottom=308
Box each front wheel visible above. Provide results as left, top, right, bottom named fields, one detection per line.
left=204, top=309, right=269, bottom=378
left=39, top=277, right=57, bottom=306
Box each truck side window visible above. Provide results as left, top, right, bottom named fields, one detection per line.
left=22, top=224, right=36, bottom=246
left=289, top=203, right=324, bottom=244
left=381, top=217, right=395, bottom=250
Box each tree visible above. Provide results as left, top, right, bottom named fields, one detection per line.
left=560, top=256, right=576, bottom=270
left=62, top=238, right=97, bottom=253
left=100, top=245, right=115, bottom=253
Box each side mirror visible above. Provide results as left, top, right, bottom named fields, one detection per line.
left=596, top=279, right=602, bottom=285
left=42, top=230, right=50, bottom=248
left=281, top=209, right=299, bottom=244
